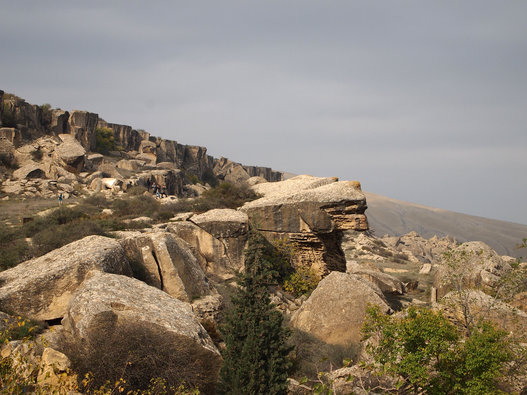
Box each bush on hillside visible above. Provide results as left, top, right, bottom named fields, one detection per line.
left=362, top=304, right=527, bottom=394
left=94, top=127, right=116, bottom=155
left=62, top=322, right=214, bottom=394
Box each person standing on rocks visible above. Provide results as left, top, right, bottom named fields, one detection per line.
left=58, top=193, right=63, bottom=206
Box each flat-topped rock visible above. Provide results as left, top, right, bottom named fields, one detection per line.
left=192, top=208, right=248, bottom=224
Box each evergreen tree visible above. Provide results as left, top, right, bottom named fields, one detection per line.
left=218, top=230, right=292, bottom=395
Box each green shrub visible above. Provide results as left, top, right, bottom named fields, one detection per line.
left=94, top=127, right=116, bottom=155
left=201, top=169, right=219, bottom=187
left=30, top=220, right=108, bottom=256
left=82, top=193, right=111, bottom=209
left=362, top=305, right=525, bottom=394
left=126, top=185, right=149, bottom=196
left=283, top=266, right=320, bottom=297
left=112, top=195, right=159, bottom=218
left=219, top=230, right=292, bottom=394
left=196, top=182, right=259, bottom=211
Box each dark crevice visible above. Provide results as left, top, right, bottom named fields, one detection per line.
left=151, top=250, right=164, bottom=290
left=46, top=317, right=63, bottom=326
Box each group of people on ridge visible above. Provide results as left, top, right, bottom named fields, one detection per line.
left=148, top=180, right=168, bottom=199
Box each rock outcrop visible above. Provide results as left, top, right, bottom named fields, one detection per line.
left=167, top=209, right=249, bottom=279
left=241, top=175, right=368, bottom=275
left=62, top=271, right=222, bottom=392
left=290, top=272, right=390, bottom=347
left=118, top=232, right=212, bottom=302
left=0, top=236, right=132, bottom=320
left=0, top=90, right=283, bottom=199
left=55, top=134, right=86, bottom=171
left=434, top=241, right=512, bottom=298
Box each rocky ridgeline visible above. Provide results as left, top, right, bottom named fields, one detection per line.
left=1, top=90, right=526, bottom=393
left=0, top=90, right=282, bottom=199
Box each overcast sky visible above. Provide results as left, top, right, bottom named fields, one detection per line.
left=1, top=1, right=526, bottom=224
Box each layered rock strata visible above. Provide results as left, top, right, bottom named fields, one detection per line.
left=241, top=175, right=368, bottom=275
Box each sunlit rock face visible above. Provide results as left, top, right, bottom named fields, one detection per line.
left=241, top=175, right=368, bottom=276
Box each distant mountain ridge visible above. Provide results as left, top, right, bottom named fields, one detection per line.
left=365, top=192, right=527, bottom=258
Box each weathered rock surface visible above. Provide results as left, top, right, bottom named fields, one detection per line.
left=434, top=241, right=512, bottom=298
left=347, top=265, right=406, bottom=295
left=168, top=217, right=247, bottom=279
left=67, top=110, right=98, bottom=151
left=119, top=232, right=212, bottom=302
left=55, top=134, right=86, bottom=171
left=440, top=289, right=527, bottom=335
left=0, top=236, right=132, bottom=320
left=12, top=162, right=46, bottom=179
left=61, top=271, right=221, bottom=361
left=62, top=271, right=221, bottom=386
left=381, top=231, right=457, bottom=264
left=241, top=175, right=368, bottom=275
left=290, top=272, right=390, bottom=346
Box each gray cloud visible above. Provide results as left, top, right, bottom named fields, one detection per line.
left=1, top=0, right=526, bottom=224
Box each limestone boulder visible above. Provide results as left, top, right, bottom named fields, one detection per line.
left=241, top=175, right=368, bottom=276
left=98, top=163, right=122, bottom=178
left=55, top=134, right=86, bottom=171
left=37, top=347, right=76, bottom=388
left=67, top=110, right=98, bottom=151
left=117, top=158, right=145, bottom=171
left=0, top=235, right=132, bottom=320
left=290, top=272, right=390, bottom=346
left=118, top=232, right=212, bottom=302
left=440, top=289, right=527, bottom=335
left=61, top=271, right=221, bottom=389
left=246, top=176, right=267, bottom=186
left=190, top=209, right=249, bottom=238
left=13, top=162, right=46, bottom=179
left=381, top=231, right=457, bottom=265
left=434, top=241, right=512, bottom=298
left=348, top=266, right=406, bottom=295
left=167, top=218, right=247, bottom=279
left=136, top=152, right=156, bottom=165
left=85, top=153, right=104, bottom=170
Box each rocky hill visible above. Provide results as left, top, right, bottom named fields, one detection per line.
left=365, top=192, right=527, bottom=258
left=1, top=89, right=526, bottom=393
left=0, top=89, right=282, bottom=200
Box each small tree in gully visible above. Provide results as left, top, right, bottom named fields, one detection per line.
left=218, top=230, right=292, bottom=395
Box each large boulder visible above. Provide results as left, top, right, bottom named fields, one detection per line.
left=0, top=137, right=16, bottom=167
left=12, top=162, right=46, bottom=179
left=61, top=271, right=221, bottom=392
left=67, top=110, right=98, bottom=151
left=440, top=289, right=527, bottom=336
left=434, top=241, right=512, bottom=298
left=167, top=211, right=248, bottom=279
left=381, top=231, right=458, bottom=265
left=0, top=236, right=132, bottom=320
left=290, top=272, right=391, bottom=347
left=118, top=232, right=212, bottom=302
left=55, top=134, right=86, bottom=171
left=241, top=175, right=368, bottom=275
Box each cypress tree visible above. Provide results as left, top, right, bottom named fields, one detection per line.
left=218, top=230, right=292, bottom=395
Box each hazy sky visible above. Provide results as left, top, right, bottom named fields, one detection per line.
left=1, top=1, right=526, bottom=224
